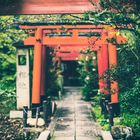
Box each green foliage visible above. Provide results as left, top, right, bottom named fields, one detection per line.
left=86, top=2, right=140, bottom=137
left=45, top=49, right=62, bottom=97
left=120, top=113, right=140, bottom=138
left=0, top=16, right=24, bottom=115
left=120, top=77, right=140, bottom=115
left=91, top=96, right=110, bottom=131
left=46, top=70, right=61, bottom=97
left=0, top=82, right=16, bottom=115
left=77, top=51, right=98, bottom=100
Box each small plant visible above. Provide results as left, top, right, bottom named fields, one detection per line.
left=91, top=97, right=110, bottom=131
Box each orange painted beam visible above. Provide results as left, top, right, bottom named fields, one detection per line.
left=43, top=36, right=106, bottom=45
left=55, top=45, right=99, bottom=52
left=61, top=57, right=78, bottom=61
left=24, top=36, right=36, bottom=45
left=43, top=29, right=102, bottom=34
left=23, top=36, right=106, bottom=46
left=56, top=52, right=79, bottom=58
left=108, top=44, right=119, bottom=103
left=32, top=28, right=42, bottom=104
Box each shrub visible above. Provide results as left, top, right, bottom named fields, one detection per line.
left=120, top=113, right=140, bottom=139
left=120, top=77, right=140, bottom=115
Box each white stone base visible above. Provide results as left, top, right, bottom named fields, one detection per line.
left=27, top=118, right=45, bottom=127
left=10, top=110, right=32, bottom=119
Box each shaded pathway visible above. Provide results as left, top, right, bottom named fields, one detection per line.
left=53, top=87, right=100, bottom=140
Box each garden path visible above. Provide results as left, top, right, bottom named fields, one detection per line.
left=52, top=87, right=100, bottom=140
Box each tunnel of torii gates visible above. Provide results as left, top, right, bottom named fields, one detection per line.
left=16, top=23, right=126, bottom=113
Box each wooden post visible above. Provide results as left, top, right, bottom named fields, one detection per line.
left=100, top=97, right=105, bottom=114
left=101, top=45, right=109, bottom=94
left=108, top=44, right=119, bottom=103
left=97, top=45, right=109, bottom=94
left=97, top=47, right=104, bottom=93
left=47, top=97, right=52, bottom=119
left=35, top=107, right=40, bottom=128
left=40, top=45, right=47, bottom=105
left=43, top=100, right=47, bottom=125
left=108, top=103, right=114, bottom=127
left=104, top=100, right=109, bottom=118
left=23, top=106, right=28, bottom=128
left=32, top=28, right=42, bottom=117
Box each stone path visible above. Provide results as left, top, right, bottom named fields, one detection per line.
left=52, top=87, right=100, bottom=140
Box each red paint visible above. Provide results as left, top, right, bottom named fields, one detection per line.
left=40, top=46, right=46, bottom=96
left=108, top=44, right=119, bottom=103
left=97, top=48, right=104, bottom=93
left=101, top=45, right=109, bottom=94
left=32, top=28, right=42, bottom=104
left=56, top=52, right=79, bottom=58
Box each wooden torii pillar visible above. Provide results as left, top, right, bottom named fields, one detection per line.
left=97, top=31, right=109, bottom=95
left=31, top=28, right=43, bottom=116
left=97, top=45, right=109, bottom=94
left=108, top=44, right=119, bottom=103
left=40, top=45, right=47, bottom=102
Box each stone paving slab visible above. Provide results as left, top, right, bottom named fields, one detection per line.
left=53, top=87, right=97, bottom=140
left=54, top=137, right=75, bottom=140
left=54, top=131, right=75, bottom=137
left=76, top=126, right=96, bottom=137
left=76, top=120, right=95, bottom=126
left=55, top=122, right=74, bottom=131
left=76, top=137, right=97, bottom=140
left=75, top=115, right=93, bottom=121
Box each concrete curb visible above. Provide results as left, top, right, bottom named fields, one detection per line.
left=101, top=131, right=113, bottom=140
left=37, top=130, right=51, bottom=140
left=37, top=101, right=60, bottom=140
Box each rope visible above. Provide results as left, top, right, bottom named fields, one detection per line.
left=23, top=108, right=28, bottom=114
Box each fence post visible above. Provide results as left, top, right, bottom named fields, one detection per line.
left=43, top=100, right=47, bottom=125
left=35, top=107, right=40, bottom=128
left=109, top=103, right=114, bottom=128
left=100, top=97, right=105, bottom=114
left=104, top=99, right=109, bottom=118
left=23, top=106, right=28, bottom=128
left=47, top=96, right=52, bottom=118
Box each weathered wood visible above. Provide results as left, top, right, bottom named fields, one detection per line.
left=23, top=106, right=28, bottom=128
left=108, top=103, right=114, bottom=127
left=35, top=107, right=40, bottom=128
left=43, top=100, right=47, bottom=125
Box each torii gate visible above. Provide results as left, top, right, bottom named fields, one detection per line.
left=18, top=23, right=125, bottom=114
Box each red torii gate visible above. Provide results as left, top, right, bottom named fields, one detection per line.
left=20, top=23, right=125, bottom=111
